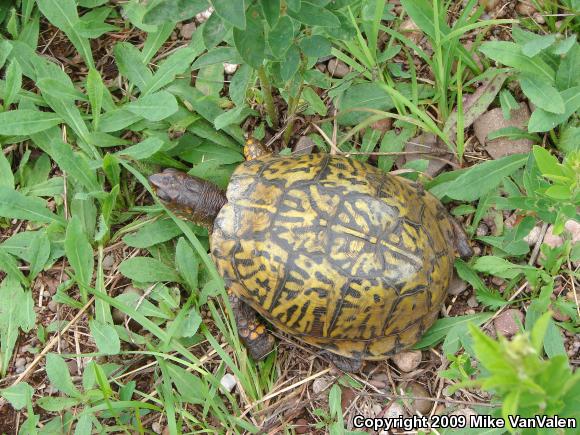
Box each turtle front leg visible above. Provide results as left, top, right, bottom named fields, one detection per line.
left=448, top=217, right=473, bottom=259
left=229, top=293, right=275, bottom=360
left=320, top=351, right=362, bottom=372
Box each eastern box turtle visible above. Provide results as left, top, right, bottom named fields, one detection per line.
left=149, top=140, right=472, bottom=371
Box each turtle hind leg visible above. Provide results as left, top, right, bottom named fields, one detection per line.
left=320, top=351, right=362, bottom=372
left=449, top=217, right=473, bottom=259
left=229, top=293, right=275, bottom=360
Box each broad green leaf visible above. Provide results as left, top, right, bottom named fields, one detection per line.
left=0, top=152, right=14, bottom=188
left=119, top=257, right=181, bottom=283
left=47, top=140, right=101, bottom=192
left=414, top=313, right=493, bottom=348
left=3, top=59, right=22, bottom=109
left=301, top=87, right=327, bottom=116
left=0, top=278, right=36, bottom=375
left=142, top=0, right=209, bottom=26
left=176, top=237, right=198, bottom=291
left=36, top=0, right=94, bottom=67
left=176, top=307, right=202, bottom=337
left=444, top=154, right=528, bottom=201
left=556, top=45, right=580, bottom=90
left=89, top=320, right=120, bottom=355
left=520, top=74, right=565, bottom=114
left=28, top=230, right=50, bottom=279
left=479, top=41, right=555, bottom=83
left=114, top=42, right=152, bottom=90
left=268, top=15, right=294, bottom=56
left=233, top=8, right=265, bottom=68
left=37, top=396, right=82, bottom=412
left=280, top=45, right=300, bottom=81
left=142, top=46, right=198, bottom=95
left=45, top=353, right=82, bottom=397
left=118, top=137, right=166, bottom=160
left=260, top=0, right=280, bottom=27
left=191, top=47, right=242, bottom=69
left=288, top=1, right=340, bottom=27
left=533, top=145, right=563, bottom=177
left=0, top=383, right=34, bottom=410
left=203, top=13, right=231, bottom=49
left=521, top=33, right=557, bottom=57
left=499, top=90, right=521, bottom=120
left=528, top=86, right=580, bottom=132
left=123, top=218, right=182, bottom=248
left=196, top=63, right=224, bottom=96
left=36, top=78, right=86, bottom=103
left=211, top=0, right=246, bottom=30
left=300, top=35, right=332, bottom=58
left=166, top=362, right=207, bottom=403
left=0, top=187, right=64, bottom=224
left=473, top=256, right=527, bottom=279
left=64, top=215, right=94, bottom=289
left=214, top=105, right=254, bottom=130
left=0, top=248, right=28, bottom=285
left=0, top=110, right=61, bottom=135
left=126, top=91, right=178, bottom=121
left=86, top=68, right=105, bottom=129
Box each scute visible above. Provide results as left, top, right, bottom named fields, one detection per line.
left=211, top=154, right=455, bottom=359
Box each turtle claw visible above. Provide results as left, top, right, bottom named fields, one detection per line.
left=320, top=351, right=362, bottom=372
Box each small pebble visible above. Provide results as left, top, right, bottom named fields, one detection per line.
left=220, top=373, right=237, bottom=393
left=195, top=7, right=213, bottom=23
left=491, top=276, right=505, bottom=287
left=533, top=12, right=545, bottom=23
left=294, top=419, right=310, bottom=434
left=151, top=422, right=163, bottom=434
left=516, top=1, right=536, bottom=15
left=384, top=402, right=405, bottom=418
left=224, top=63, right=238, bottom=74
left=47, top=300, right=58, bottom=313
left=102, top=254, right=115, bottom=270
left=312, top=376, right=332, bottom=394
left=494, top=309, right=524, bottom=336
left=467, top=295, right=479, bottom=308
left=327, top=58, right=350, bottom=78
left=523, top=225, right=541, bottom=246
left=476, top=223, right=489, bottom=237
left=448, top=276, right=468, bottom=296
left=15, top=357, right=26, bottom=369
left=180, top=22, right=197, bottom=39
left=403, top=382, right=432, bottom=415
left=391, top=350, right=422, bottom=372
left=369, top=372, right=389, bottom=389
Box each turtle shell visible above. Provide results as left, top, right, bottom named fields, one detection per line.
left=210, top=154, right=455, bottom=360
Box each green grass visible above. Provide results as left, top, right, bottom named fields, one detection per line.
left=0, top=0, right=578, bottom=433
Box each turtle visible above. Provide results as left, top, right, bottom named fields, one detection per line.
left=148, top=139, right=473, bottom=372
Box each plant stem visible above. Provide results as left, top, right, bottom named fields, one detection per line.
left=258, top=66, right=278, bottom=128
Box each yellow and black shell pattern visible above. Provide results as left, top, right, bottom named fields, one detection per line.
left=210, top=154, right=455, bottom=360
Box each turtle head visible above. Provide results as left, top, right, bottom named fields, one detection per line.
left=243, top=138, right=271, bottom=160
left=149, top=168, right=227, bottom=228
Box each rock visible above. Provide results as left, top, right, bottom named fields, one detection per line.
left=151, top=422, right=163, bottom=434
left=15, top=357, right=26, bottom=369
left=403, top=382, right=432, bottom=415
left=195, top=7, right=213, bottom=23
left=294, top=136, right=316, bottom=155
left=404, top=134, right=450, bottom=177
left=384, top=402, right=405, bottom=418
left=480, top=0, right=499, bottom=12
left=341, top=387, right=356, bottom=412
left=220, top=373, right=236, bottom=392
left=476, top=223, right=489, bottom=237
left=494, top=309, right=524, bottom=336
left=180, top=22, right=197, bottom=39
left=491, top=276, right=505, bottom=287
left=474, top=105, right=534, bottom=159
left=391, top=350, right=422, bottom=372
left=516, top=1, right=536, bottom=15
left=541, top=222, right=580, bottom=250
left=399, top=18, right=422, bottom=44
left=312, top=376, right=332, bottom=394
left=371, top=117, right=393, bottom=133
left=224, top=63, right=238, bottom=75
left=467, top=295, right=479, bottom=308
left=294, top=419, right=310, bottom=434
left=533, top=12, right=545, bottom=24
left=102, top=254, right=115, bottom=270
left=551, top=306, right=570, bottom=322
left=524, top=225, right=542, bottom=246
left=369, top=372, right=389, bottom=389
left=47, top=300, right=58, bottom=313
left=448, top=275, right=468, bottom=296
left=327, top=58, right=350, bottom=78
left=451, top=408, right=478, bottom=426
